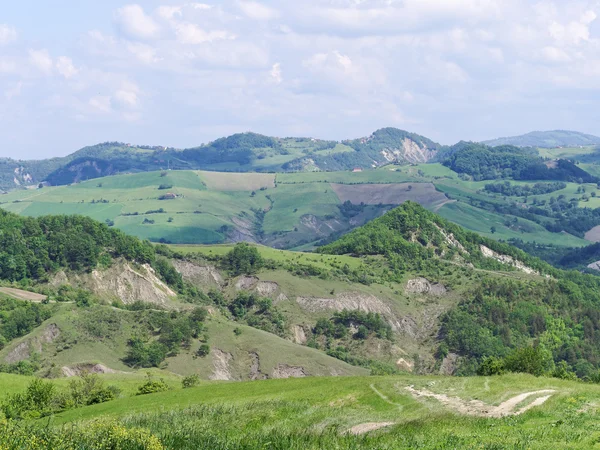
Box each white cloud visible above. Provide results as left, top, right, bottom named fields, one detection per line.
left=541, top=46, right=571, bottom=63
left=157, top=6, right=183, bottom=20
left=127, top=42, right=160, bottom=64
left=237, top=1, right=280, bottom=21
left=29, top=49, right=53, bottom=75
left=270, top=63, right=282, bottom=83
left=0, top=25, right=17, bottom=45
left=0, top=60, right=17, bottom=73
left=114, top=4, right=160, bottom=40
left=56, top=56, right=79, bottom=78
left=174, top=22, right=235, bottom=44
left=89, top=95, right=112, bottom=113
left=114, top=82, right=140, bottom=109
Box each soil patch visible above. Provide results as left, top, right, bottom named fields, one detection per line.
left=61, top=363, right=119, bottom=377
left=209, top=349, right=236, bottom=381
left=331, top=183, right=447, bottom=208
left=405, top=386, right=556, bottom=417
left=272, top=364, right=307, bottom=379
left=0, top=287, right=47, bottom=302
left=585, top=225, right=600, bottom=243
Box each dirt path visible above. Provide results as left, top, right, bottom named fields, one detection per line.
left=0, top=287, right=47, bottom=302
left=405, top=386, right=556, bottom=418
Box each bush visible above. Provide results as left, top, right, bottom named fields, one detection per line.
left=504, top=346, right=552, bottom=377
left=182, top=374, right=201, bottom=389
left=477, top=356, right=505, bottom=376
left=196, top=344, right=210, bottom=357
left=136, top=374, right=170, bottom=396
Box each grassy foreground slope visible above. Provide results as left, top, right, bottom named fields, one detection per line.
left=2, top=372, right=600, bottom=449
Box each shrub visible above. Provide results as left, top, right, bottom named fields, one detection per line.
left=182, top=374, right=201, bottom=389
left=504, top=346, right=552, bottom=377
left=224, top=243, right=264, bottom=275
left=196, top=344, right=210, bottom=357
left=477, top=356, right=505, bottom=376
left=136, top=374, right=170, bottom=396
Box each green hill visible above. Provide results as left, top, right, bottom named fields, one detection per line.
left=484, top=130, right=600, bottom=148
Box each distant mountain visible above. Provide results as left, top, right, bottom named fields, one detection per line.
left=483, top=130, right=600, bottom=148
left=0, top=129, right=442, bottom=190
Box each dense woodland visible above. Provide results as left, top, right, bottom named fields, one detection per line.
left=443, top=142, right=597, bottom=182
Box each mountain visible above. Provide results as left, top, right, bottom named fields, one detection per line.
left=484, top=130, right=600, bottom=148
left=0, top=129, right=442, bottom=190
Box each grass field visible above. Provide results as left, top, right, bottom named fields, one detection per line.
left=3, top=372, right=599, bottom=449
left=0, top=166, right=595, bottom=249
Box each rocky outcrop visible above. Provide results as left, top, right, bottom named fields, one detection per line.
left=209, top=349, right=236, bottom=381
left=272, top=364, right=307, bottom=379
left=405, top=278, right=447, bottom=296
left=51, top=261, right=177, bottom=306
left=480, top=246, right=538, bottom=274
left=4, top=324, right=60, bottom=363
left=172, top=260, right=224, bottom=287
left=61, top=363, right=118, bottom=377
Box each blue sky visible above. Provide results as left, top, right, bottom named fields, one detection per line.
left=1, top=0, right=599, bottom=159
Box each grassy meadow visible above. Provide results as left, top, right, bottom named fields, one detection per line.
left=0, top=165, right=594, bottom=248
left=2, top=372, right=600, bottom=449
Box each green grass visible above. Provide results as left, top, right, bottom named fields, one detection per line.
left=169, top=243, right=364, bottom=271
left=5, top=373, right=594, bottom=449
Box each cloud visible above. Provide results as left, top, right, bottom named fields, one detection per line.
left=0, top=25, right=17, bottom=45
left=270, top=62, right=282, bottom=83
left=56, top=56, right=79, bottom=78
left=114, top=4, right=160, bottom=40
left=29, top=49, right=53, bottom=74
left=237, top=1, right=280, bottom=21
left=127, top=42, right=160, bottom=64
left=174, top=22, right=235, bottom=44
left=89, top=95, right=112, bottom=113
left=113, top=82, right=140, bottom=109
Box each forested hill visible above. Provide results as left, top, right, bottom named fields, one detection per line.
left=319, top=201, right=551, bottom=274
left=0, top=210, right=170, bottom=283
left=442, top=142, right=597, bottom=182
left=320, top=202, right=600, bottom=378
left=0, top=128, right=441, bottom=190
left=484, top=130, right=600, bottom=148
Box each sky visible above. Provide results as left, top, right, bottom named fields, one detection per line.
left=1, top=0, right=600, bottom=159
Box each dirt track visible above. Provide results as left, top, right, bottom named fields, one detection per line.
left=405, top=386, right=556, bottom=418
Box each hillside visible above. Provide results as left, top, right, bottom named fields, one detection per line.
left=0, top=128, right=441, bottom=190
left=4, top=163, right=597, bottom=252
left=484, top=130, right=600, bottom=148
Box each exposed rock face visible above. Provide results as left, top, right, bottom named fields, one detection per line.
left=61, top=363, right=118, bottom=377
left=51, top=261, right=177, bottom=306
left=588, top=260, right=600, bottom=271
left=296, top=292, right=402, bottom=330
left=256, top=281, right=279, bottom=296
left=172, top=260, right=224, bottom=287
left=4, top=324, right=60, bottom=363
left=380, top=138, right=437, bottom=164
left=405, top=278, right=447, bottom=296
left=249, top=352, right=268, bottom=380
left=272, top=364, right=307, bottom=379
left=480, top=245, right=538, bottom=274
left=209, top=349, right=236, bottom=381
left=439, top=353, right=459, bottom=376
left=235, top=276, right=259, bottom=290
left=396, top=358, right=414, bottom=372
left=293, top=325, right=307, bottom=345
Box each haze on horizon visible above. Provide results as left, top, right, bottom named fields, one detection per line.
left=1, top=0, right=599, bottom=159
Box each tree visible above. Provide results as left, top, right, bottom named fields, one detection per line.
left=224, top=243, right=264, bottom=276
left=490, top=226, right=497, bottom=234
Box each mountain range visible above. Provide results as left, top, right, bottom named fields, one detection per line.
left=2, top=128, right=598, bottom=191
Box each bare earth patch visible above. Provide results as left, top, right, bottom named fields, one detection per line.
left=61, top=363, right=119, bottom=377
left=585, top=225, right=600, bottom=243
left=348, top=422, right=396, bottom=435
left=0, top=287, right=47, bottom=302
left=272, top=364, right=307, bottom=379
left=209, top=349, right=236, bottom=381
left=331, top=182, right=447, bottom=208
left=405, top=386, right=556, bottom=417
left=199, top=171, right=275, bottom=191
